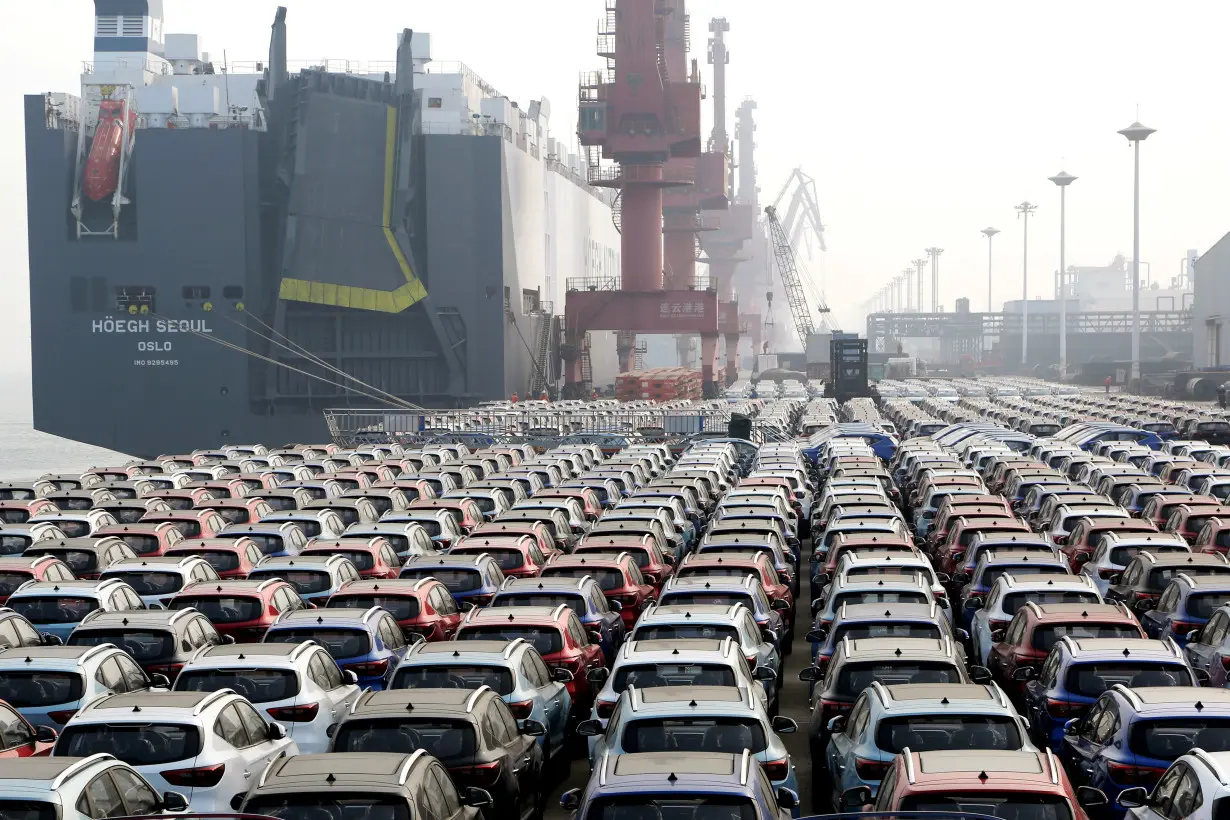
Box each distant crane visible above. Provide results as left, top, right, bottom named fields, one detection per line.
left=770, top=167, right=827, bottom=257
left=766, top=205, right=835, bottom=348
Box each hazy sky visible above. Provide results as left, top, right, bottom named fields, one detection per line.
left=3, top=0, right=1230, bottom=369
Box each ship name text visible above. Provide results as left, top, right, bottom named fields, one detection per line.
left=91, top=319, right=214, bottom=334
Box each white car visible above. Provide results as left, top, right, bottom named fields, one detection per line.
left=0, top=754, right=188, bottom=820
left=1121, top=748, right=1230, bottom=820
left=54, top=689, right=297, bottom=811
left=968, top=572, right=1102, bottom=665
left=173, top=640, right=361, bottom=754
left=100, top=555, right=221, bottom=608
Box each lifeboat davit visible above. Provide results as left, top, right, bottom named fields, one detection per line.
left=83, top=100, right=135, bottom=202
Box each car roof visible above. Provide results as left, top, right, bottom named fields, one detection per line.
left=875, top=683, right=1009, bottom=708
left=463, top=605, right=569, bottom=625
left=911, top=749, right=1058, bottom=783
left=1064, top=637, right=1184, bottom=659
left=1022, top=602, right=1135, bottom=622
left=1113, top=685, right=1230, bottom=712
left=84, top=690, right=220, bottom=713
left=197, top=641, right=316, bottom=660
left=408, top=639, right=524, bottom=660
left=0, top=645, right=117, bottom=663
left=836, top=637, right=955, bottom=660
left=617, top=638, right=733, bottom=661
left=602, top=750, right=743, bottom=781
left=258, top=752, right=425, bottom=791
left=0, top=755, right=117, bottom=784
left=350, top=686, right=491, bottom=717
left=272, top=608, right=383, bottom=628
left=835, top=601, right=943, bottom=621
left=1135, top=552, right=1229, bottom=568
left=73, top=609, right=200, bottom=629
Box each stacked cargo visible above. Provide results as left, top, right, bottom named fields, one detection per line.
left=616, top=368, right=703, bottom=401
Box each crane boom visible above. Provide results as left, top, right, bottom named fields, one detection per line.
left=766, top=205, right=833, bottom=347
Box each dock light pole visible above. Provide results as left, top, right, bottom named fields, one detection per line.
left=926, top=248, right=944, bottom=312
left=1014, top=202, right=1037, bottom=367
left=913, top=259, right=928, bottom=312
left=981, top=227, right=1000, bottom=312
left=1049, top=171, right=1076, bottom=379
left=1119, top=121, right=1156, bottom=388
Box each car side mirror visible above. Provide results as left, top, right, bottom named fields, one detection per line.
left=841, top=786, right=872, bottom=810
left=951, top=572, right=970, bottom=585
left=826, top=714, right=847, bottom=733
left=797, top=666, right=820, bottom=682
left=806, top=629, right=828, bottom=643
left=230, top=795, right=245, bottom=811
left=463, top=788, right=493, bottom=809
left=990, top=629, right=1007, bottom=642
left=405, top=632, right=427, bottom=645
left=1077, top=786, right=1108, bottom=809
left=1117, top=787, right=1148, bottom=809
left=162, top=791, right=190, bottom=813
left=608, top=599, right=623, bottom=612
left=587, top=630, right=603, bottom=645
left=754, top=666, right=776, bottom=682
left=1075, top=553, right=1092, bottom=565
left=1135, top=599, right=1155, bottom=612
left=1195, top=669, right=1211, bottom=686
left=575, top=719, right=604, bottom=737
left=342, top=670, right=359, bottom=685
left=35, top=725, right=57, bottom=743
left=1109, top=573, right=1123, bottom=584
left=1064, top=718, right=1083, bottom=736
left=1188, top=628, right=1204, bottom=643
left=587, top=667, right=610, bottom=684
left=771, top=598, right=791, bottom=612
left=551, top=666, right=574, bottom=683
left=935, top=572, right=951, bottom=583
left=968, top=665, right=992, bottom=684
left=964, top=598, right=984, bottom=611
left=560, top=789, right=582, bottom=812
left=661, top=553, right=675, bottom=565
left=267, top=722, right=286, bottom=740
left=149, top=673, right=171, bottom=689
left=518, top=719, right=546, bottom=736
left=220, top=634, right=236, bottom=645
left=776, top=788, right=799, bottom=810
left=1012, top=667, right=1036, bottom=681
left=40, top=633, right=62, bottom=646
left=771, top=716, right=797, bottom=734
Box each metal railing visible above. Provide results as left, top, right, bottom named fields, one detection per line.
left=567, top=276, right=621, bottom=292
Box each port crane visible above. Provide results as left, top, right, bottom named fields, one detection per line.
left=766, top=204, right=835, bottom=347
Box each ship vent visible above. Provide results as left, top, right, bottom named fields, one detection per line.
left=121, top=16, right=145, bottom=37
left=95, top=16, right=120, bottom=37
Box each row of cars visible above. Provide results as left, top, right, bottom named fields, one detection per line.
left=0, top=402, right=821, bottom=820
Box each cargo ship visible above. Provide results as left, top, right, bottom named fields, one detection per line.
left=25, top=0, right=622, bottom=457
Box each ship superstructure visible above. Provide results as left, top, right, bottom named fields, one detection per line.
left=26, top=1, right=620, bottom=456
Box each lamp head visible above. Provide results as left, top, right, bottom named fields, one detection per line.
left=1049, top=171, right=1077, bottom=187
left=1118, top=122, right=1156, bottom=143
left=981, top=227, right=1000, bottom=238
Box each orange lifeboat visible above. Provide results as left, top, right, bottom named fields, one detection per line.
left=83, top=100, right=135, bottom=202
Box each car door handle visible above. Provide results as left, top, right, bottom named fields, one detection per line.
left=243, top=770, right=252, bottom=779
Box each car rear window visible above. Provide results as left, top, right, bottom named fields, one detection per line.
left=981, top=564, right=1068, bottom=588
left=832, top=591, right=929, bottom=610
left=306, top=549, right=373, bottom=571
left=328, top=594, right=420, bottom=621
left=241, top=535, right=287, bottom=556
left=408, top=519, right=442, bottom=537
left=633, top=624, right=740, bottom=643
left=1129, top=718, right=1230, bottom=758
left=25, top=549, right=95, bottom=574
left=0, top=801, right=57, bottom=820
left=392, top=664, right=514, bottom=695
left=834, top=662, right=962, bottom=697
left=1147, top=565, right=1230, bottom=591
left=162, top=521, right=201, bottom=538
left=400, top=568, right=481, bottom=592
left=211, top=508, right=250, bottom=525
left=1066, top=662, right=1194, bottom=696
left=456, top=548, right=524, bottom=572
left=8, top=596, right=97, bottom=624
left=175, top=667, right=299, bottom=702
left=1186, top=592, right=1230, bottom=619
left=659, top=592, right=754, bottom=610
left=832, top=622, right=941, bottom=643
left=542, top=566, right=624, bottom=591
left=1001, top=590, right=1100, bottom=616
left=245, top=794, right=410, bottom=820
left=68, top=629, right=174, bottom=661
left=0, top=671, right=83, bottom=706
left=622, top=716, right=767, bottom=754
left=169, top=595, right=262, bottom=623
left=1031, top=623, right=1140, bottom=652
left=1109, top=545, right=1187, bottom=566
left=173, top=549, right=239, bottom=572
left=458, top=625, right=563, bottom=655
left=611, top=664, right=736, bottom=692
left=875, top=714, right=1023, bottom=753
left=494, top=593, right=585, bottom=617
left=332, top=718, right=477, bottom=761
left=0, top=535, right=32, bottom=555
left=585, top=796, right=757, bottom=820
left=266, top=627, right=370, bottom=659
left=899, top=793, right=1072, bottom=820
left=251, top=569, right=332, bottom=595
left=59, top=723, right=202, bottom=765
left=102, top=571, right=184, bottom=596
left=0, top=572, right=33, bottom=598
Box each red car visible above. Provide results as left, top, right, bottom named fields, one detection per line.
left=195, top=497, right=275, bottom=526
left=574, top=533, right=675, bottom=590
left=327, top=577, right=461, bottom=641
left=539, top=552, right=655, bottom=628
left=95, top=522, right=186, bottom=557
left=168, top=578, right=305, bottom=641
left=455, top=604, right=605, bottom=715
left=1060, top=516, right=1157, bottom=570
left=140, top=510, right=229, bottom=540
left=413, top=498, right=485, bottom=536
left=1165, top=503, right=1230, bottom=545
left=301, top=536, right=402, bottom=579
left=0, top=555, right=76, bottom=604
left=0, top=699, right=56, bottom=756
left=450, top=534, right=547, bottom=579
left=165, top=537, right=267, bottom=579
left=0, top=499, right=60, bottom=525
left=472, top=520, right=559, bottom=560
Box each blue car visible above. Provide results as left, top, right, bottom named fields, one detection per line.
left=491, top=576, right=626, bottom=662
left=807, top=600, right=955, bottom=665
left=1059, top=684, right=1230, bottom=817
left=399, top=552, right=506, bottom=608
left=1018, top=637, right=1198, bottom=750
left=390, top=638, right=573, bottom=771
left=561, top=750, right=798, bottom=820
left=216, top=521, right=308, bottom=558
left=0, top=643, right=164, bottom=727
left=264, top=606, right=413, bottom=690
left=1141, top=574, right=1230, bottom=647
left=5, top=578, right=145, bottom=642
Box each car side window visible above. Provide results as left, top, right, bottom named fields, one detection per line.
left=381, top=616, right=406, bottom=650
left=236, top=700, right=270, bottom=744
left=116, top=655, right=149, bottom=692
left=846, top=695, right=869, bottom=739
left=213, top=703, right=250, bottom=747
left=1205, top=613, right=1229, bottom=646
left=247, top=545, right=263, bottom=566
left=1151, top=762, right=1189, bottom=820
left=95, top=657, right=125, bottom=691
left=110, top=767, right=160, bottom=816
left=77, top=771, right=127, bottom=818
left=480, top=707, right=504, bottom=748
left=1039, top=649, right=1062, bottom=688
left=436, top=587, right=458, bottom=615
left=1157, top=584, right=1180, bottom=614
left=320, top=651, right=345, bottom=688
left=1004, top=614, right=1027, bottom=645
left=0, top=620, right=19, bottom=649
left=0, top=702, right=32, bottom=749
left=381, top=544, right=399, bottom=567
left=873, top=763, right=898, bottom=810
left=521, top=653, right=547, bottom=688
left=1173, top=764, right=1204, bottom=818
left=421, top=763, right=449, bottom=819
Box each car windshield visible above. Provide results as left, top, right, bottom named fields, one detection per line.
left=494, top=593, right=585, bottom=616
left=251, top=570, right=332, bottom=595
left=1109, top=545, right=1186, bottom=566
left=585, top=796, right=758, bottom=820
left=26, top=549, right=94, bottom=573
left=1032, top=624, right=1141, bottom=652
left=266, top=628, right=370, bottom=659
left=329, top=594, right=420, bottom=621
left=401, top=568, right=481, bottom=592
left=0, top=572, right=33, bottom=598
left=8, top=596, right=97, bottom=624
left=176, top=667, right=299, bottom=702
left=1001, top=591, right=1099, bottom=616
left=622, top=716, right=767, bottom=754
left=1130, top=718, right=1230, bottom=758
left=59, top=723, right=202, bottom=765
left=169, top=595, right=262, bottom=623
left=1066, top=662, right=1194, bottom=696
left=332, top=718, right=477, bottom=761
left=103, top=571, right=183, bottom=596
left=1187, top=592, right=1230, bottom=619
left=245, top=794, right=410, bottom=820
left=391, top=664, right=514, bottom=695
left=834, top=662, right=962, bottom=697
left=176, top=550, right=240, bottom=572
left=832, top=622, right=941, bottom=643
left=543, top=566, right=625, bottom=591
left=458, top=625, right=563, bottom=655
left=660, top=592, right=754, bottom=610
left=899, top=793, right=1073, bottom=820
left=611, top=663, right=737, bottom=692
left=875, top=714, right=1023, bottom=753
left=68, top=629, right=173, bottom=660
left=633, top=624, right=741, bottom=642
left=0, top=671, right=83, bottom=706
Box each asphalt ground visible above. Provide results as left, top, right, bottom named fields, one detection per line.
left=543, top=549, right=821, bottom=819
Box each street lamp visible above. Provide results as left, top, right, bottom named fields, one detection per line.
left=1119, top=121, right=1156, bottom=387
left=914, top=258, right=928, bottom=312
left=1015, top=202, right=1038, bottom=368
left=981, top=227, right=1000, bottom=312
left=902, top=267, right=915, bottom=311
left=926, top=248, right=944, bottom=312
left=1049, top=171, right=1077, bottom=380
